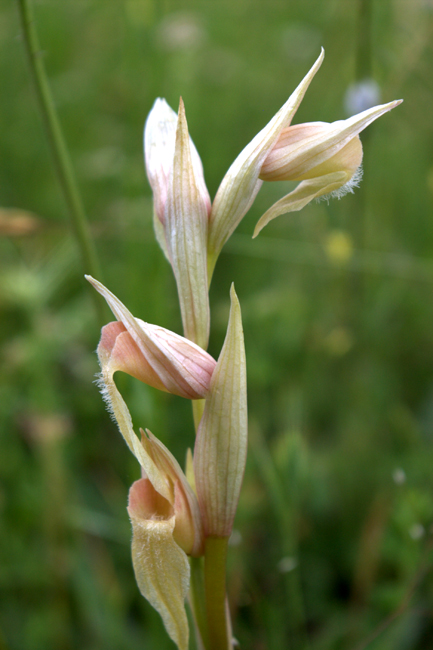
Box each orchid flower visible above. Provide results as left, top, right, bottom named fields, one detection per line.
left=207, top=49, right=326, bottom=276
left=128, top=429, right=204, bottom=650
left=86, top=275, right=216, bottom=400
left=255, top=100, right=402, bottom=235
left=205, top=49, right=401, bottom=272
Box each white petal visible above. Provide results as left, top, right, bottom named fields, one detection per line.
left=145, top=98, right=178, bottom=221
left=153, top=207, right=171, bottom=261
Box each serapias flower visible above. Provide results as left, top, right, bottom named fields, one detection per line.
left=255, top=99, right=402, bottom=235
left=205, top=49, right=402, bottom=273
left=145, top=98, right=211, bottom=349
left=128, top=429, right=204, bottom=650
left=145, top=97, right=211, bottom=225
left=86, top=275, right=216, bottom=400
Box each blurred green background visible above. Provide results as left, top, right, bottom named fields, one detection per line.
left=1, top=0, right=433, bottom=648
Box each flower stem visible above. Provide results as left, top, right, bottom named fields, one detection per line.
left=16, top=0, right=105, bottom=325
left=204, top=536, right=231, bottom=650
left=189, top=557, right=209, bottom=650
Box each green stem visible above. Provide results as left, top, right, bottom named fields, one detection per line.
left=204, top=536, right=231, bottom=650
left=16, top=0, right=105, bottom=325
left=189, top=557, right=209, bottom=650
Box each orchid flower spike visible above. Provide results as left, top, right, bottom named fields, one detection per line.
left=255, top=99, right=403, bottom=235
left=144, top=98, right=211, bottom=349
left=86, top=276, right=216, bottom=400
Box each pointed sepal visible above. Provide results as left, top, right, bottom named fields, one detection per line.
left=194, top=285, right=247, bottom=536
left=207, top=49, right=324, bottom=275
left=165, top=98, right=210, bottom=348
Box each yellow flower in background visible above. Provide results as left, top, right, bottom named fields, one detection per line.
left=324, top=230, right=354, bottom=265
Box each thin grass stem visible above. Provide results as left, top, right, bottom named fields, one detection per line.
left=16, top=0, right=105, bottom=325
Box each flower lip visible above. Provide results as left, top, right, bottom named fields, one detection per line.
left=127, top=474, right=191, bottom=650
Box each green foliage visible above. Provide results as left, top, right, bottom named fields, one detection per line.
left=1, top=0, right=433, bottom=648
